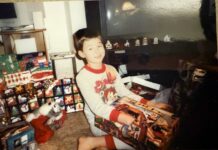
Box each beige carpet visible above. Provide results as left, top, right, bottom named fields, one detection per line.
left=38, top=111, right=93, bottom=150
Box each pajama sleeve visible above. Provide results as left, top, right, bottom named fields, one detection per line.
left=110, top=66, right=149, bottom=104
left=76, top=74, right=120, bottom=122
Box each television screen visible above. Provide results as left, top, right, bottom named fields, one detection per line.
left=0, top=3, right=17, bottom=19
left=99, top=0, right=213, bottom=41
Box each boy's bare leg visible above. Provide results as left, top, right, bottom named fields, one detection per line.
left=78, top=136, right=107, bottom=150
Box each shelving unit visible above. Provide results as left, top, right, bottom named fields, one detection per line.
left=0, top=29, right=47, bottom=56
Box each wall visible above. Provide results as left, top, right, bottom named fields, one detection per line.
left=43, top=1, right=86, bottom=71
left=0, top=1, right=86, bottom=54
left=0, top=2, right=44, bottom=28
left=69, top=1, right=86, bottom=70
left=43, top=1, right=72, bottom=53
left=0, top=1, right=86, bottom=71
left=69, top=1, right=87, bottom=37
left=43, top=1, right=86, bottom=53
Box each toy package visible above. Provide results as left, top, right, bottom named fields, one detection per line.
left=95, top=97, right=179, bottom=149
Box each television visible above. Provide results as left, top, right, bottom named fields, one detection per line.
left=99, top=0, right=216, bottom=41
left=0, top=3, right=17, bottom=19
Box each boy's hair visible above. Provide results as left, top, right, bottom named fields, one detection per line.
left=73, top=28, right=101, bottom=52
left=73, top=28, right=102, bottom=61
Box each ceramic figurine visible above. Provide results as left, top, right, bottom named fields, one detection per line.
left=142, top=37, right=148, bottom=45
left=124, top=40, right=130, bottom=47
left=105, top=40, right=112, bottom=49
left=163, top=35, right=171, bottom=42
left=153, top=37, right=158, bottom=44
left=135, top=39, right=140, bottom=46
left=113, top=42, right=120, bottom=49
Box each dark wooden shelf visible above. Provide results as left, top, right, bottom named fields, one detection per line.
left=106, top=40, right=217, bottom=71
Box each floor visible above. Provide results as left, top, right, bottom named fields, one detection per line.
left=38, top=111, right=92, bottom=150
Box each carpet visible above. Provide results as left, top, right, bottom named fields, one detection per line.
left=38, top=111, right=92, bottom=150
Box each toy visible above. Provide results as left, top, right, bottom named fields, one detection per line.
left=95, top=97, right=179, bottom=149
left=105, top=40, right=112, bottom=49
left=124, top=40, right=130, bottom=47
left=135, top=39, right=140, bottom=46
left=153, top=37, right=158, bottom=44
left=142, top=37, right=148, bottom=45
left=26, top=101, right=66, bottom=143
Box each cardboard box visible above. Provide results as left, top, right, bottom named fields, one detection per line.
left=50, top=52, right=76, bottom=79
left=1, top=123, right=35, bottom=150
left=95, top=97, right=179, bottom=149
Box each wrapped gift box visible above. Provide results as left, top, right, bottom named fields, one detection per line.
left=17, top=52, right=48, bottom=71
left=0, top=55, right=20, bottom=79
left=95, top=97, right=179, bottom=149
left=4, top=71, right=31, bottom=88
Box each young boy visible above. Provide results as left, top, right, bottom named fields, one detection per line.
left=74, top=28, right=171, bottom=150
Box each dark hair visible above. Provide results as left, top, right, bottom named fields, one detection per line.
left=73, top=28, right=101, bottom=53
left=73, top=28, right=101, bottom=61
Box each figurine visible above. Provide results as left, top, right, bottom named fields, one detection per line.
left=113, top=42, right=120, bottom=49
left=163, top=35, right=171, bottom=42
left=124, top=40, right=130, bottom=47
left=153, top=37, right=159, bottom=44
left=105, top=40, right=112, bottom=49
left=135, top=39, right=140, bottom=46
left=142, top=37, right=148, bottom=45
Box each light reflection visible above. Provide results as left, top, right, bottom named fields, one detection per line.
left=107, top=10, right=111, bottom=20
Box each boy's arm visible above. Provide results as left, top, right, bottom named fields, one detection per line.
left=111, top=66, right=171, bottom=110
left=111, top=66, right=148, bottom=104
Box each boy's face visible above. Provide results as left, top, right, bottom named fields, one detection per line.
left=79, top=37, right=105, bottom=67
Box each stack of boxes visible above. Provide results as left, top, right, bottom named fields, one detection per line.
left=0, top=52, right=84, bottom=149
